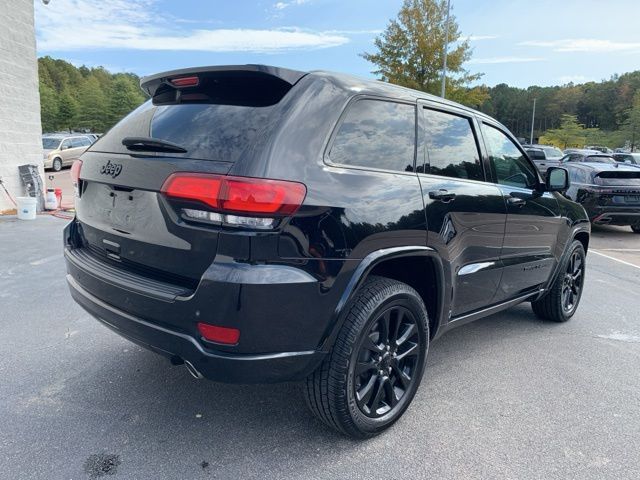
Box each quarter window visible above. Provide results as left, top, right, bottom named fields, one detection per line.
left=422, top=108, right=483, bottom=181
left=483, top=124, right=538, bottom=189
left=329, top=99, right=416, bottom=172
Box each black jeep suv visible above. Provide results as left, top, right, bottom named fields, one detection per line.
left=64, top=65, right=590, bottom=438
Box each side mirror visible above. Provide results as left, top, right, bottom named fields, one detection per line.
left=61, top=144, right=69, bottom=150
left=546, top=167, right=569, bottom=192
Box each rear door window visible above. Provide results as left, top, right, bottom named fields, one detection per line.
left=421, top=108, right=483, bottom=181
left=328, top=99, right=416, bottom=172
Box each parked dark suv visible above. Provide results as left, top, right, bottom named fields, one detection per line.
left=64, top=65, right=590, bottom=438
left=564, top=160, right=640, bottom=231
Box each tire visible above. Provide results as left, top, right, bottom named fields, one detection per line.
left=532, top=240, right=586, bottom=322
left=304, top=275, right=429, bottom=438
left=631, top=224, right=640, bottom=234
left=52, top=157, right=62, bottom=172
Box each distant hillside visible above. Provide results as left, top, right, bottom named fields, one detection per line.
left=38, top=56, right=147, bottom=134
left=478, top=72, right=640, bottom=146
left=37, top=56, right=640, bottom=148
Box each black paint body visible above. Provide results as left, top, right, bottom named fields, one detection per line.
left=64, top=65, right=590, bottom=383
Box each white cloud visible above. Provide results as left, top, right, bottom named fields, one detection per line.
left=519, top=39, right=640, bottom=53
left=274, top=0, right=311, bottom=10
left=468, top=56, right=545, bottom=65
left=36, top=0, right=348, bottom=53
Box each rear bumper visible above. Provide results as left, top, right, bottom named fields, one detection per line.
left=67, top=273, right=326, bottom=383
left=62, top=219, right=341, bottom=383
left=587, top=206, right=640, bottom=225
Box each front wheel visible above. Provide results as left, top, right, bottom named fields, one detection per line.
left=52, top=157, right=62, bottom=172
left=304, top=276, right=429, bottom=438
left=532, top=240, right=586, bottom=322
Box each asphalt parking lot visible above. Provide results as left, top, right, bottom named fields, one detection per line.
left=1, top=216, right=639, bottom=479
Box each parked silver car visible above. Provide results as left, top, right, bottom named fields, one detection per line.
left=42, top=135, right=93, bottom=171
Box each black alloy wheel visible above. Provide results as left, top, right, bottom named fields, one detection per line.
left=561, top=249, right=584, bottom=315
left=354, top=305, right=420, bottom=418
left=532, top=240, right=586, bottom=322
left=304, top=276, right=429, bottom=438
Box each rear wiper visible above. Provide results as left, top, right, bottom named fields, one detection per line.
left=122, top=137, right=187, bottom=154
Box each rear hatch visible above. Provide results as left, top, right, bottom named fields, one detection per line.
left=594, top=170, right=640, bottom=206
left=73, top=65, right=305, bottom=286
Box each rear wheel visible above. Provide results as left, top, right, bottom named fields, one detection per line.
left=532, top=240, right=586, bottom=322
left=304, top=276, right=429, bottom=438
left=631, top=224, right=640, bottom=233
left=52, top=157, right=62, bottom=172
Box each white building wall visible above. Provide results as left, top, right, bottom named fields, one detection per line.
left=0, top=0, right=44, bottom=213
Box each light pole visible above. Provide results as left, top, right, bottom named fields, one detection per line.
left=440, top=0, right=451, bottom=98
left=529, top=98, right=537, bottom=144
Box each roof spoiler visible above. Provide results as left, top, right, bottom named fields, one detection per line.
left=140, top=65, right=307, bottom=97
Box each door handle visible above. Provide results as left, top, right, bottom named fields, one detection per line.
left=507, top=196, right=526, bottom=207
left=429, top=189, right=456, bottom=203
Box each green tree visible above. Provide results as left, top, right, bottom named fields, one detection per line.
left=39, top=83, right=59, bottom=133
left=108, top=75, right=145, bottom=126
left=539, top=115, right=589, bottom=148
left=76, top=77, right=109, bottom=132
left=56, top=92, right=79, bottom=132
left=37, top=57, right=147, bottom=133
left=622, top=91, right=640, bottom=150
left=361, top=0, right=486, bottom=106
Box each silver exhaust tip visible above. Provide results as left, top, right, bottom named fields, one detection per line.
left=184, top=360, right=204, bottom=379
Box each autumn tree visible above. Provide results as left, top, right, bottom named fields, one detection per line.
left=361, top=0, right=487, bottom=107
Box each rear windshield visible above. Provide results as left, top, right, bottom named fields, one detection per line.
left=90, top=100, right=277, bottom=163
left=595, top=171, right=640, bottom=186
left=585, top=155, right=616, bottom=164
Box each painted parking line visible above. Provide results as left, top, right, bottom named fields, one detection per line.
left=596, top=248, right=640, bottom=252
left=590, top=249, right=640, bottom=270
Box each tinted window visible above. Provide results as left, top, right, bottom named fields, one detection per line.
left=422, top=109, right=483, bottom=181
left=329, top=100, right=415, bottom=172
left=483, top=124, right=538, bottom=188
left=596, top=171, right=640, bottom=186
left=92, top=99, right=279, bottom=163
left=60, top=138, right=72, bottom=149
left=525, top=149, right=545, bottom=160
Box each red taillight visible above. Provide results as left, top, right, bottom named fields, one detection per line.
left=70, top=159, right=83, bottom=185
left=169, top=76, right=199, bottom=87
left=197, top=322, right=240, bottom=345
left=161, top=173, right=306, bottom=216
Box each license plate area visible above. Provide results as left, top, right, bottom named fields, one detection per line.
left=89, top=183, right=153, bottom=233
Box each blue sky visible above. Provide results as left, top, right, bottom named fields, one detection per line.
left=35, top=0, right=640, bottom=88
